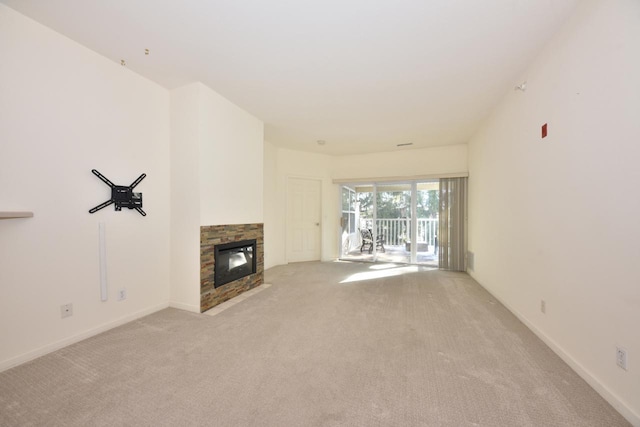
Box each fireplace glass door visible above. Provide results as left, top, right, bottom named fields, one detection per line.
left=214, top=239, right=257, bottom=287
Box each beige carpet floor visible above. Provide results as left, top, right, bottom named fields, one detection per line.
left=0, top=261, right=629, bottom=426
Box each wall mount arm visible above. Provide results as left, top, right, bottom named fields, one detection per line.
left=89, top=169, right=147, bottom=216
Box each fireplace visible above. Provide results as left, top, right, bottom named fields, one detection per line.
left=214, top=239, right=257, bottom=288
left=200, top=223, right=263, bottom=312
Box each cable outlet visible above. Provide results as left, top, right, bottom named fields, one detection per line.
left=60, top=303, right=73, bottom=319
left=616, top=346, right=628, bottom=371
left=540, top=300, right=546, bottom=314
left=117, top=288, right=127, bottom=301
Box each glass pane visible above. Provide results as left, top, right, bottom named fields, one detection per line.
left=376, top=184, right=411, bottom=263
left=357, top=189, right=373, bottom=225
left=342, top=212, right=349, bottom=233
left=416, top=181, right=439, bottom=266
left=341, top=187, right=350, bottom=211
left=340, top=186, right=374, bottom=262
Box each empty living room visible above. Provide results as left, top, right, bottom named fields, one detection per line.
left=1, top=1, right=638, bottom=425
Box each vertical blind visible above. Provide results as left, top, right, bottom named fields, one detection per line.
left=438, top=177, right=468, bottom=271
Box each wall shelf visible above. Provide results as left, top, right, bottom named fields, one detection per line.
left=0, top=211, right=34, bottom=219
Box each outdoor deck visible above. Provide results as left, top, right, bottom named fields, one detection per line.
left=342, top=244, right=438, bottom=267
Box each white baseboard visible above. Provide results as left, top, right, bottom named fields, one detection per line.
left=0, top=302, right=169, bottom=373
left=469, top=272, right=639, bottom=426
left=168, top=301, right=200, bottom=313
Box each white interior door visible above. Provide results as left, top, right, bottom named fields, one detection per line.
left=287, top=177, right=321, bottom=262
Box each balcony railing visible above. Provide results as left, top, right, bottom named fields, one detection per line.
left=359, top=218, right=438, bottom=247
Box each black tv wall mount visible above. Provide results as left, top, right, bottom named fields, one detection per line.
left=89, top=169, right=147, bottom=216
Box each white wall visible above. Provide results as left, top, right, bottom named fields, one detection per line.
left=169, top=84, right=202, bottom=312
left=198, top=84, right=264, bottom=226
left=263, top=144, right=468, bottom=267
left=332, top=144, right=467, bottom=181
left=0, top=5, right=171, bottom=370
left=263, top=141, right=280, bottom=269
left=467, top=0, right=640, bottom=423
left=169, top=82, right=264, bottom=311
left=265, top=148, right=338, bottom=264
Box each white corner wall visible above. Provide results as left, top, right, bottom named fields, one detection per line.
left=467, top=0, right=640, bottom=423
left=263, top=140, right=280, bottom=269
left=169, top=84, right=202, bottom=312
left=265, top=148, right=338, bottom=265
left=0, top=5, right=171, bottom=370
left=169, top=82, right=264, bottom=311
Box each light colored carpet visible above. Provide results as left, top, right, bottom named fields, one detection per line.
left=0, top=261, right=629, bottom=426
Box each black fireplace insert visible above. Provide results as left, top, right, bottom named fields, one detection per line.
left=214, top=239, right=257, bottom=288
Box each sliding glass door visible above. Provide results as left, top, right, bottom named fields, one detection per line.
left=340, top=180, right=439, bottom=267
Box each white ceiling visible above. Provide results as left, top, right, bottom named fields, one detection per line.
left=2, top=0, right=578, bottom=155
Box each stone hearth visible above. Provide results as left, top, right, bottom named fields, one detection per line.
left=200, top=223, right=264, bottom=312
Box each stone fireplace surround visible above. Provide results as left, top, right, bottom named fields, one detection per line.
left=200, top=223, right=264, bottom=312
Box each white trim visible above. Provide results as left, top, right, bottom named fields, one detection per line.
left=332, top=172, right=468, bottom=184
left=469, top=272, right=640, bottom=426
left=98, top=222, right=108, bottom=302
left=0, top=302, right=170, bottom=373
left=169, top=301, right=200, bottom=313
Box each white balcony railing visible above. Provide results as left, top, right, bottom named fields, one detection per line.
left=359, top=218, right=438, bottom=247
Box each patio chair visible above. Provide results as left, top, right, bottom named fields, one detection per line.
left=360, top=228, right=385, bottom=254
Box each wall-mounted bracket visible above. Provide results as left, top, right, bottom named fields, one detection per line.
left=89, top=169, right=146, bottom=216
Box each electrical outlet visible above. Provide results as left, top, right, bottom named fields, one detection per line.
left=540, top=300, right=546, bottom=314
left=60, top=303, right=73, bottom=319
left=616, top=347, right=628, bottom=371
left=117, top=288, right=127, bottom=301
